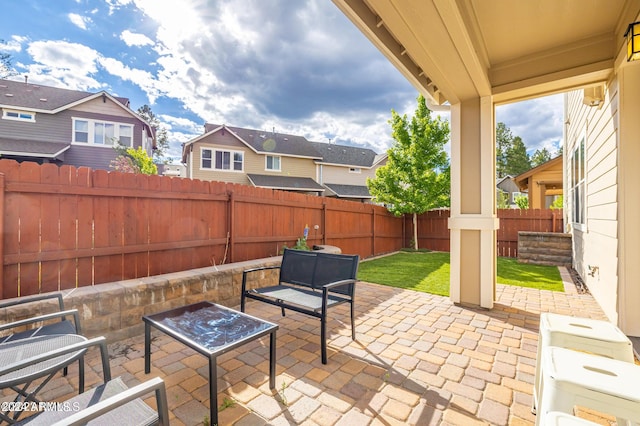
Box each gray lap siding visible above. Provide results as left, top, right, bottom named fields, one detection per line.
left=0, top=109, right=147, bottom=171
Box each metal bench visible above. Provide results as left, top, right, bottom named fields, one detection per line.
left=241, top=248, right=359, bottom=364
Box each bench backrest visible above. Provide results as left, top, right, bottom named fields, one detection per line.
left=280, top=248, right=359, bottom=295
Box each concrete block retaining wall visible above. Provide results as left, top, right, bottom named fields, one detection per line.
left=518, top=231, right=572, bottom=267
left=0, top=256, right=282, bottom=343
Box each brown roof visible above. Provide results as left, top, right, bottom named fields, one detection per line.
left=0, top=137, right=70, bottom=158
left=247, top=174, right=324, bottom=192
left=323, top=183, right=372, bottom=198
left=0, top=78, right=129, bottom=111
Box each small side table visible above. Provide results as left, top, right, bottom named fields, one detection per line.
left=143, top=301, right=278, bottom=426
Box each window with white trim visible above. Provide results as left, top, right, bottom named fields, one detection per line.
left=201, top=148, right=244, bottom=171
left=72, top=118, right=134, bottom=147
left=2, top=109, right=35, bottom=122
left=265, top=155, right=281, bottom=171
left=570, top=136, right=585, bottom=225
left=201, top=149, right=212, bottom=169
left=511, top=191, right=523, bottom=203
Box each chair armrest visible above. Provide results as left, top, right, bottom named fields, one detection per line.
left=242, top=266, right=281, bottom=293
left=54, top=377, right=169, bottom=426
left=0, top=336, right=111, bottom=382
left=0, top=293, right=65, bottom=311
left=322, top=279, right=357, bottom=293
left=243, top=265, right=281, bottom=275
left=0, top=309, right=81, bottom=334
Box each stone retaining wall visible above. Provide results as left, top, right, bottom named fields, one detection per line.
left=1, top=256, right=282, bottom=343
left=518, top=231, right=572, bottom=267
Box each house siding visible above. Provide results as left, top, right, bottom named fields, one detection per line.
left=320, top=163, right=377, bottom=186
left=64, top=144, right=122, bottom=170
left=187, top=131, right=317, bottom=184
left=565, top=78, right=619, bottom=324
left=0, top=109, right=70, bottom=142
left=1, top=96, right=148, bottom=170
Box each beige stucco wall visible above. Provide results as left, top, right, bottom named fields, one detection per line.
left=186, top=131, right=317, bottom=183
left=565, top=78, right=620, bottom=327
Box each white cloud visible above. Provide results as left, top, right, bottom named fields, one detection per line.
left=68, top=13, right=91, bottom=30
left=0, top=37, right=23, bottom=52
left=496, top=94, right=564, bottom=154
left=24, top=40, right=103, bottom=90
left=105, top=0, right=133, bottom=14
left=120, top=30, right=154, bottom=47
left=98, top=56, right=162, bottom=102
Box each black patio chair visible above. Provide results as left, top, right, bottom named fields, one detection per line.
left=1, top=336, right=110, bottom=424
left=14, top=376, right=169, bottom=426
left=0, top=293, right=88, bottom=395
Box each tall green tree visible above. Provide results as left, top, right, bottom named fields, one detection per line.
left=137, top=104, right=171, bottom=164
left=531, top=147, right=552, bottom=167
left=505, top=136, right=531, bottom=176
left=496, top=122, right=513, bottom=178
left=367, top=94, right=450, bottom=250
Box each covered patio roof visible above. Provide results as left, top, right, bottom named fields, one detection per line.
left=331, top=0, right=636, bottom=105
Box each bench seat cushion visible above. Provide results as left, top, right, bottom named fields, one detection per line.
left=248, top=285, right=350, bottom=312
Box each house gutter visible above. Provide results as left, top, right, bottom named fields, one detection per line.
left=426, top=97, right=450, bottom=112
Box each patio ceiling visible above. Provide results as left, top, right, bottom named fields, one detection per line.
left=332, top=0, right=640, bottom=104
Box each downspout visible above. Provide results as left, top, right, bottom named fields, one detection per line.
left=426, top=97, right=451, bottom=112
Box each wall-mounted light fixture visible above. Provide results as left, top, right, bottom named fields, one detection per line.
left=625, top=21, right=640, bottom=62
left=582, top=85, right=604, bottom=107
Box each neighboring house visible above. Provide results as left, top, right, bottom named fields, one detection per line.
left=181, top=123, right=384, bottom=201
left=496, top=175, right=522, bottom=207
left=513, top=155, right=563, bottom=209
left=309, top=141, right=386, bottom=202
left=0, top=78, right=155, bottom=170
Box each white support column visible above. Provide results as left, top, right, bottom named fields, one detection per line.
left=448, top=96, right=498, bottom=309
left=618, top=62, right=640, bottom=335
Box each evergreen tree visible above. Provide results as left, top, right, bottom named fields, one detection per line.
left=505, top=136, right=531, bottom=175
left=496, top=122, right=513, bottom=178
left=367, top=95, right=450, bottom=250
left=137, top=104, right=171, bottom=164
left=531, top=147, right=552, bottom=167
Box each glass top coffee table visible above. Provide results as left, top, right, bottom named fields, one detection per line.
left=143, top=301, right=278, bottom=426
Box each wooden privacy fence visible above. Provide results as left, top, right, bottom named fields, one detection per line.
left=0, top=160, right=565, bottom=298
left=496, top=208, right=564, bottom=257
left=0, top=161, right=403, bottom=298
left=409, top=208, right=564, bottom=256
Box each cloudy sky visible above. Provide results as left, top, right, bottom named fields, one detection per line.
left=1, top=0, right=563, bottom=162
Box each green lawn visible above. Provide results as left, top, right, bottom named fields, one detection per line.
left=357, top=251, right=564, bottom=296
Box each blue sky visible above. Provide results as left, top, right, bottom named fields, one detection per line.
left=0, top=0, right=563, bottom=163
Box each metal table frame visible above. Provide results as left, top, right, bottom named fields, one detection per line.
left=143, top=301, right=278, bottom=426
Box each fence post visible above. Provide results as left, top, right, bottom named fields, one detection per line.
left=0, top=173, right=4, bottom=297
left=371, top=205, right=375, bottom=257
left=322, top=203, right=327, bottom=244
left=228, top=188, right=235, bottom=263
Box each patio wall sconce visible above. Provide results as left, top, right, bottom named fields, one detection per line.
left=625, top=21, right=640, bottom=62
